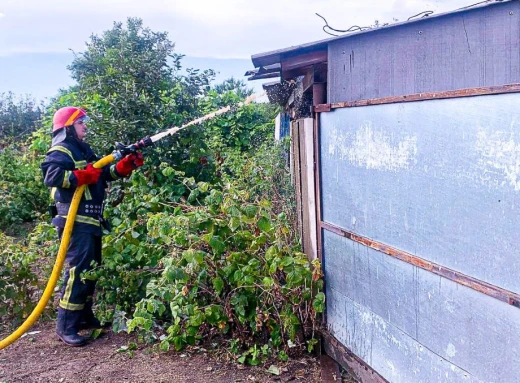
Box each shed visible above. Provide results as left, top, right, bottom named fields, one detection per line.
left=248, top=1, right=520, bottom=382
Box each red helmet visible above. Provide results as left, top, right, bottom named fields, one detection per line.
left=52, top=107, right=88, bottom=132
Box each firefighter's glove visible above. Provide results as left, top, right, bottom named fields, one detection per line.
left=116, top=152, right=144, bottom=177
left=73, top=164, right=102, bottom=186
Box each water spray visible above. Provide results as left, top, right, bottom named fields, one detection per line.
left=114, top=91, right=265, bottom=157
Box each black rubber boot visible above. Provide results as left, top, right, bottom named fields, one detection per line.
left=56, top=308, right=87, bottom=347
left=80, top=301, right=102, bottom=330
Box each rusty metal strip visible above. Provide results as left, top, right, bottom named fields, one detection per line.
left=314, top=104, right=331, bottom=113
left=322, top=330, right=389, bottom=383
left=315, top=83, right=520, bottom=112
left=320, top=221, right=520, bottom=308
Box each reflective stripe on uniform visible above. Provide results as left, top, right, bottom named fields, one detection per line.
left=59, top=301, right=84, bottom=311
left=57, top=214, right=100, bottom=227
left=59, top=266, right=84, bottom=310
left=84, top=186, right=92, bottom=200
left=48, top=146, right=93, bottom=199
left=47, top=146, right=88, bottom=169
left=110, top=164, right=121, bottom=179
left=62, top=170, right=72, bottom=188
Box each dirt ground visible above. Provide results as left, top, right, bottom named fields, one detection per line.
left=0, top=322, right=323, bottom=383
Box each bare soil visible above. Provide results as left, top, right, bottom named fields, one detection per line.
left=0, top=322, right=322, bottom=383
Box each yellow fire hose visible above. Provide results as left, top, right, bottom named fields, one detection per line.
left=0, top=154, right=115, bottom=350
left=0, top=91, right=265, bottom=351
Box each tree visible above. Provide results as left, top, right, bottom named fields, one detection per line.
left=0, top=92, right=42, bottom=145
left=213, top=77, right=254, bottom=99
left=65, top=17, right=215, bottom=153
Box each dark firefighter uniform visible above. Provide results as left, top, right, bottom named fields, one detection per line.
left=41, top=137, right=125, bottom=345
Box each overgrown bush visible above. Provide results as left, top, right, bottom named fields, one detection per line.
left=86, top=141, right=323, bottom=363
left=135, top=168, right=323, bottom=362
left=0, top=146, right=48, bottom=233
left=200, top=90, right=278, bottom=155
left=0, top=223, right=57, bottom=331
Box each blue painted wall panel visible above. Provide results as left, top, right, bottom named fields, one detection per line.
left=323, top=231, right=520, bottom=382
left=320, top=93, right=520, bottom=293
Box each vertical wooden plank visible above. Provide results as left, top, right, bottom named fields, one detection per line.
left=289, top=120, right=294, bottom=183
left=297, top=118, right=318, bottom=260
left=291, top=120, right=303, bottom=245
left=314, top=114, right=326, bottom=332
left=303, top=118, right=317, bottom=260
left=298, top=119, right=311, bottom=258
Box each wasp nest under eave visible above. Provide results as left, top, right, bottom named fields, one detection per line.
left=264, top=80, right=296, bottom=106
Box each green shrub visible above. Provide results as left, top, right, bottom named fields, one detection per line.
left=0, top=19, right=323, bottom=364
left=0, top=223, right=56, bottom=331
left=0, top=147, right=48, bottom=233
left=84, top=141, right=323, bottom=364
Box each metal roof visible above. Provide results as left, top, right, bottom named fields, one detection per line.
left=251, top=0, right=511, bottom=68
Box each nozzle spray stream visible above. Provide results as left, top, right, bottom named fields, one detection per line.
left=112, top=91, right=265, bottom=159
left=150, top=91, right=266, bottom=143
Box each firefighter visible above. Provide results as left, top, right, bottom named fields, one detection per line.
left=41, top=106, right=143, bottom=346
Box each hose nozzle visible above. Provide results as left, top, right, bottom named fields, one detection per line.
left=113, top=136, right=154, bottom=159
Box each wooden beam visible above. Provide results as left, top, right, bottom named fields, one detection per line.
left=282, top=67, right=311, bottom=81
left=247, top=72, right=280, bottom=81
left=281, top=49, right=327, bottom=72
left=302, top=64, right=328, bottom=94
left=320, top=354, right=341, bottom=383
left=315, top=83, right=520, bottom=111
left=314, top=104, right=331, bottom=112
left=302, top=67, right=315, bottom=93
left=322, top=331, right=389, bottom=383
left=313, top=83, right=326, bottom=106
left=320, top=221, right=520, bottom=309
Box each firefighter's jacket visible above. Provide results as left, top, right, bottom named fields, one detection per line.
left=41, top=137, right=123, bottom=235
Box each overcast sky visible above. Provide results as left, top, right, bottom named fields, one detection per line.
left=0, top=0, right=472, bottom=59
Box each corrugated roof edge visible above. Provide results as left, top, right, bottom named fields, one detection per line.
left=251, top=0, right=512, bottom=68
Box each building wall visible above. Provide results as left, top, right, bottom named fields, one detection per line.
left=327, top=1, right=520, bottom=103
left=324, top=232, right=520, bottom=383
left=320, top=94, right=520, bottom=293
left=320, top=92, right=520, bottom=382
